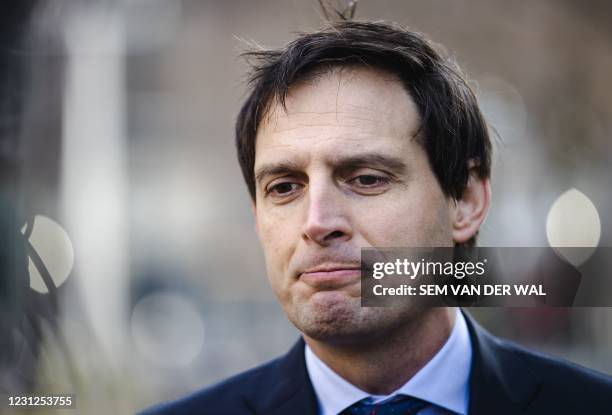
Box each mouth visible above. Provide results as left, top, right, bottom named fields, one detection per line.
left=299, top=265, right=362, bottom=289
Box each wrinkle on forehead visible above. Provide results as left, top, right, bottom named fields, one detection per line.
left=258, top=66, right=421, bottom=142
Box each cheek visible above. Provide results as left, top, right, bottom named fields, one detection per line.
left=358, top=186, right=453, bottom=246
left=257, top=210, right=299, bottom=279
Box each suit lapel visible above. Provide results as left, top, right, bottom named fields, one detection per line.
left=243, top=312, right=542, bottom=415
left=242, top=338, right=318, bottom=415
left=463, top=310, right=542, bottom=415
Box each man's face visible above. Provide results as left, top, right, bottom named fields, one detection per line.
left=253, top=67, right=455, bottom=342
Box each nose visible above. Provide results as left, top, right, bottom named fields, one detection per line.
left=301, top=179, right=352, bottom=246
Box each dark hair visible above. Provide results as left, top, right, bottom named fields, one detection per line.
left=236, top=21, right=491, bottom=204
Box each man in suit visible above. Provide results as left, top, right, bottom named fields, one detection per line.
left=142, top=20, right=612, bottom=414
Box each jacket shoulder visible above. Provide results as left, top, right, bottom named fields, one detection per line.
left=497, top=336, right=612, bottom=408
left=139, top=356, right=283, bottom=415
left=504, top=337, right=611, bottom=386
left=464, top=310, right=612, bottom=413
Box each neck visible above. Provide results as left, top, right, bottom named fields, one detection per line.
left=304, top=307, right=456, bottom=395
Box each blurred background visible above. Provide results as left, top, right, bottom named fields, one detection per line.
left=1, top=0, right=611, bottom=413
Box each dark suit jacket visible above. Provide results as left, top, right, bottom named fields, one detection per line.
left=140, top=311, right=612, bottom=414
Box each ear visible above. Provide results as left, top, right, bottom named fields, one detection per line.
left=452, top=170, right=491, bottom=244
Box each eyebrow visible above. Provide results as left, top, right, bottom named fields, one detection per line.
left=255, top=160, right=305, bottom=184
left=254, top=153, right=407, bottom=184
left=331, top=154, right=407, bottom=174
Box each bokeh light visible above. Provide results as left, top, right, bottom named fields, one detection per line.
left=130, top=292, right=205, bottom=369
left=546, top=188, right=601, bottom=266
left=21, top=215, right=74, bottom=294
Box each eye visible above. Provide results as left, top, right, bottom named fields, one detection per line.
left=345, top=172, right=392, bottom=195
left=351, top=174, right=389, bottom=187
left=267, top=181, right=302, bottom=197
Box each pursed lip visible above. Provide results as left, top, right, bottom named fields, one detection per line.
left=299, top=264, right=362, bottom=289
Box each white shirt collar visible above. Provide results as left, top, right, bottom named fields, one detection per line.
left=305, top=308, right=472, bottom=415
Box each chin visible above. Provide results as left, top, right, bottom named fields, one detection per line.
left=288, top=295, right=386, bottom=342
left=287, top=292, right=428, bottom=344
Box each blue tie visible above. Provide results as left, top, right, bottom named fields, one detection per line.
left=341, top=395, right=428, bottom=415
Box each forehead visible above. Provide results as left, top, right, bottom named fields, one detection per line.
left=255, top=66, right=422, bottom=166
